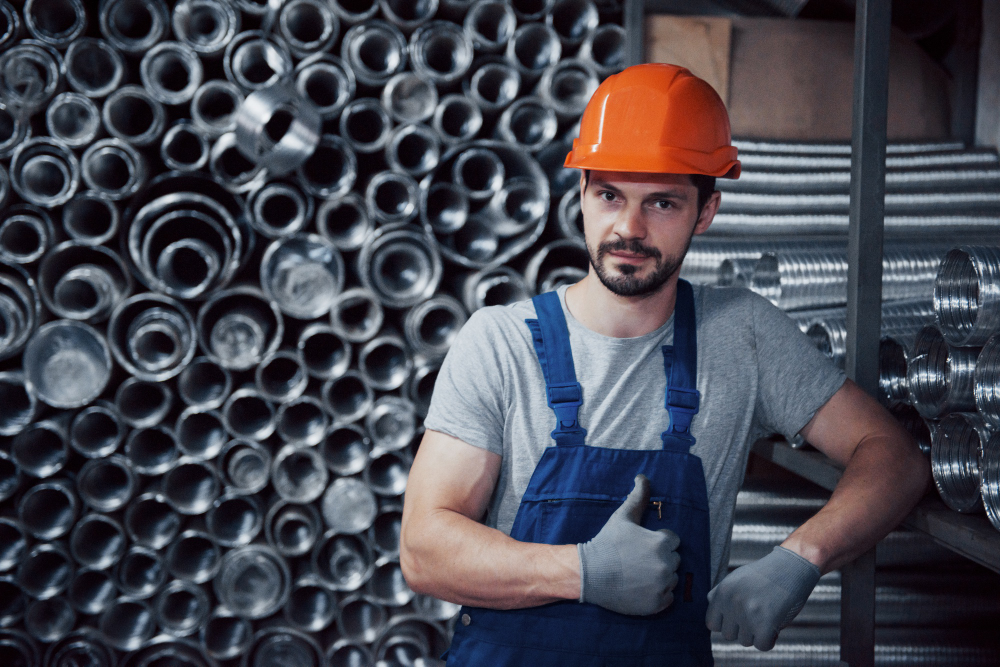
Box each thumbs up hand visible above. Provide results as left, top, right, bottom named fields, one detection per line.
left=577, top=474, right=681, bottom=616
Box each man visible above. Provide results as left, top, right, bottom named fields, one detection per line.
left=400, top=64, right=929, bottom=664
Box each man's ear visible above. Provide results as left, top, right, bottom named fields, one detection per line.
left=693, top=190, right=721, bottom=236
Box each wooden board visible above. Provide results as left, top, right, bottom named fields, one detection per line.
left=645, top=16, right=952, bottom=141
left=645, top=15, right=732, bottom=104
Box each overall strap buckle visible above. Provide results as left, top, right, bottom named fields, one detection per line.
left=527, top=292, right=588, bottom=447
left=665, top=386, right=700, bottom=438
left=547, top=381, right=587, bottom=445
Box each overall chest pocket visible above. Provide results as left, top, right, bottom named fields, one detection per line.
left=516, top=497, right=670, bottom=546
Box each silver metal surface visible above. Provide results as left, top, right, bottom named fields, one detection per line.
left=0, top=371, right=37, bottom=437
left=366, top=397, right=417, bottom=454
left=161, top=121, right=211, bottom=173
left=409, top=21, right=473, bottom=86
left=982, top=431, right=1000, bottom=532
left=465, top=0, right=516, bottom=52
left=934, top=246, right=1000, bottom=347
left=11, top=138, right=80, bottom=208
left=102, top=86, right=167, bottom=148
left=99, top=0, right=169, bottom=54
left=176, top=406, right=228, bottom=460
left=359, top=226, right=442, bottom=308
left=64, top=38, right=125, bottom=98
left=266, top=500, right=323, bottom=557
left=46, top=93, right=100, bottom=148
left=173, top=0, right=240, bottom=56
left=296, top=53, right=355, bottom=120
left=931, top=412, right=989, bottom=513
left=165, top=530, right=221, bottom=584
left=23, top=320, right=111, bottom=409
left=235, top=82, right=321, bottom=177
left=322, top=478, right=379, bottom=535
left=298, top=324, right=352, bottom=380
left=432, top=94, right=483, bottom=145
left=76, top=455, right=135, bottom=512
left=495, top=97, right=558, bottom=153
left=314, top=531, right=376, bottom=591
left=907, top=325, right=980, bottom=419
left=61, top=192, right=120, bottom=246
left=214, top=545, right=291, bottom=620
left=322, top=370, right=376, bottom=423
left=272, top=444, right=329, bottom=503
left=218, top=439, right=272, bottom=496
left=341, top=20, right=408, bottom=87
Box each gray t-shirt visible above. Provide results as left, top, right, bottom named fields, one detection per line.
left=423, top=284, right=845, bottom=585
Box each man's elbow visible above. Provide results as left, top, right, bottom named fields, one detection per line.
left=399, top=523, right=434, bottom=596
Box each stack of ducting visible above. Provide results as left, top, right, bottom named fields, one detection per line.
left=691, top=141, right=1000, bottom=662
left=713, top=475, right=1000, bottom=665
left=0, top=0, right=625, bottom=663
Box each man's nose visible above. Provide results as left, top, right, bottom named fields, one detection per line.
left=612, top=205, right=647, bottom=240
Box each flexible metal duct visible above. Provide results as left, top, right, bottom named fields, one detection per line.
left=749, top=248, right=941, bottom=311
left=907, top=325, right=980, bottom=419
left=0, top=1, right=994, bottom=661
left=931, top=412, right=989, bottom=513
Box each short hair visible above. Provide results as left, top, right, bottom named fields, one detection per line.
left=583, top=170, right=717, bottom=212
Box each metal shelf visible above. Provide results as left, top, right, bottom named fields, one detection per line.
left=752, top=438, right=1000, bottom=576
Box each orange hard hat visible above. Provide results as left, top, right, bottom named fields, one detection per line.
left=564, top=63, right=740, bottom=179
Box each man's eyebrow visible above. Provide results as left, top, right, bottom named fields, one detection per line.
left=646, top=189, right=691, bottom=201
left=591, top=180, right=692, bottom=200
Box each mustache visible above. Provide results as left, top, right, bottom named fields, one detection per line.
left=597, top=238, right=662, bottom=260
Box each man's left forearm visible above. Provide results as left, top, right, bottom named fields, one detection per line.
left=780, top=432, right=930, bottom=574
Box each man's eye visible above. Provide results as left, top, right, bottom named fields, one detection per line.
left=654, top=200, right=672, bottom=209
left=601, top=191, right=616, bottom=201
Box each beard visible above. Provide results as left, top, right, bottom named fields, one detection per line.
left=587, top=235, right=691, bottom=297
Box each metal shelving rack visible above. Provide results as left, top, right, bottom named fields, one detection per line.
left=622, top=0, right=1000, bottom=665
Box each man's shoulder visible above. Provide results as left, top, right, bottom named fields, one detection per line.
left=694, top=283, right=766, bottom=319
left=459, top=298, right=538, bottom=344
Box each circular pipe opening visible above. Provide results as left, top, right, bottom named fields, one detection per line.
left=65, top=38, right=125, bottom=97
left=176, top=409, right=228, bottom=459
left=70, top=516, right=126, bottom=569
left=273, top=446, right=328, bottom=503
left=68, top=568, right=117, bottom=615
left=166, top=532, right=221, bottom=583
left=277, top=398, right=329, bottom=446
left=163, top=462, right=220, bottom=515
left=125, top=493, right=181, bottom=550
left=12, top=425, right=67, bottom=479
left=267, top=502, right=322, bottom=557
left=219, top=440, right=272, bottom=495
left=77, top=457, right=135, bottom=512
left=179, top=357, right=231, bottom=408
left=125, top=427, right=178, bottom=476
left=208, top=495, right=262, bottom=547
left=256, top=352, right=308, bottom=401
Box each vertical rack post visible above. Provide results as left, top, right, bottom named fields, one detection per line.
left=842, top=0, right=892, bottom=665
left=623, top=0, right=645, bottom=68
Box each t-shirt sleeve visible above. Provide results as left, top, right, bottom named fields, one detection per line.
left=751, top=294, right=847, bottom=439
left=422, top=309, right=508, bottom=456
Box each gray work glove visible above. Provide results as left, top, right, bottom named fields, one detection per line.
left=706, top=545, right=821, bottom=651
left=577, top=474, right=681, bottom=616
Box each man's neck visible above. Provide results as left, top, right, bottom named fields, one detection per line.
left=564, top=272, right=679, bottom=339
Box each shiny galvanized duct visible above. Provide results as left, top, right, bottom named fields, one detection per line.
left=0, top=0, right=997, bottom=661
left=745, top=247, right=941, bottom=311
left=0, top=0, right=628, bottom=660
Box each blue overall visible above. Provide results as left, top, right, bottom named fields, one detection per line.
left=445, top=279, right=714, bottom=666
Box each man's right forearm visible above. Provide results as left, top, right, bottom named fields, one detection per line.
left=400, top=506, right=581, bottom=609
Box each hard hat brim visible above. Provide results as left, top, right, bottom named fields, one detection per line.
left=564, top=144, right=741, bottom=179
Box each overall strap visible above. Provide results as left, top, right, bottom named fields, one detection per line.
left=661, top=279, right=700, bottom=449
left=525, top=292, right=587, bottom=446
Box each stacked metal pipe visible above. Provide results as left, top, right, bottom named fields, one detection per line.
left=713, top=476, right=1000, bottom=665
left=0, top=0, right=624, bottom=662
